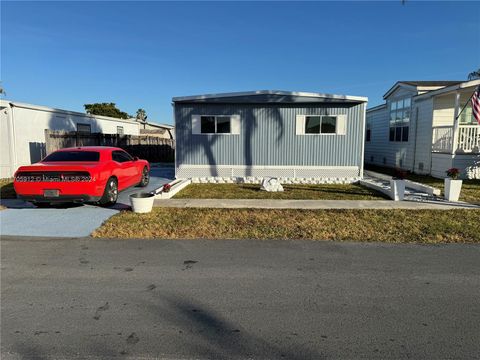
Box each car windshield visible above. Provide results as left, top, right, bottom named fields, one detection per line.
left=43, top=151, right=100, bottom=162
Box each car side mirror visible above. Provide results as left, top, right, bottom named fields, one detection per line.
left=133, top=156, right=139, bottom=161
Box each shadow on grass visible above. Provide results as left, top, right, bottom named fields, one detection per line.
left=198, top=183, right=389, bottom=200
left=0, top=179, right=16, bottom=199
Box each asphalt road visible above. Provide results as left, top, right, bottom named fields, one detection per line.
left=1, top=237, right=479, bottom=359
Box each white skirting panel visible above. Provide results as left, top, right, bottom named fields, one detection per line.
left=176, top=165, right=361, bottom=184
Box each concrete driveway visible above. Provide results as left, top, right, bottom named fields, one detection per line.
left=0, top=167, right=174, bottom=238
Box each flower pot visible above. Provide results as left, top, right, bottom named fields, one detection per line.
left=444, top=178, right=462, bottom=202
left=390, top=179, right=405, bottom=201
left=130, top=192, right=155, bottom=213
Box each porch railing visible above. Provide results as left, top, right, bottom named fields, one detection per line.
left=432, top=125, right=480, bottom=153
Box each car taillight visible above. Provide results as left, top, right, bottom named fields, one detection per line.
left=15, top=172, right=92, bottom=182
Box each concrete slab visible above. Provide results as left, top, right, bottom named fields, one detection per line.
left=0, top=205, right=118, bottom=237
left=154, top=198, right=479, bottom=210
left=0, top=167, right=174, bottom=237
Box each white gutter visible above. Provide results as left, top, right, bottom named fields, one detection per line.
left=172, top=90, right=368, bottom=103
left=359, top=102, right=367, bottom=179
left=7, top=101, right=139, bottom=125
left=366, top=104, right=387, bottom=113
left=414, top=80, right=480, bottom=100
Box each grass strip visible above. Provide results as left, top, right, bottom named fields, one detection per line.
left=173, top=183, right=388, bottom=200
left=92, top=208, right=480, bottom=243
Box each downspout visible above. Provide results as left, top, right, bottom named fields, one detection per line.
left=172, top=102, right=177, bottom=179
left=359, top=102, right=367, bottom=179
left=411, top=106, right=419, bottom=173
left=8, top=102, right=18, bottom=175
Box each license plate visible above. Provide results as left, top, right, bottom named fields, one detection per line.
left=44, top=190, right=60, bottom=197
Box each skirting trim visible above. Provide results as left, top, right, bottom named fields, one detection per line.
left=176, top=165, right=361, bottom=184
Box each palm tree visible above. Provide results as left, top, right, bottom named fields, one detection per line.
left=136, top=108, right=147, bottom=122
left=468, top=68, right=480, bottom=80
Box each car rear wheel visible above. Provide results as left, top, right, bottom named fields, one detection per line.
left=99, top=177, right=118, bottom=206
left=138, top=167, right=150, bottom=187
left=34, top=202, right=52, bottom=208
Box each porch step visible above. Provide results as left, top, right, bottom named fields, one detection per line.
left=364, top=170, right=441, bottom=196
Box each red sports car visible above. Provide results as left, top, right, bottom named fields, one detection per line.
left=14, top=146, right=150, bottom=206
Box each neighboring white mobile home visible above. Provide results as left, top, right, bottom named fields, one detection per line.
left=365, top=80, right=480, bottom=179
left=0, top=100, right=140, bottom=178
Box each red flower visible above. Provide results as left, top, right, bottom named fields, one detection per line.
left=393, top=168, right=407, bottom=180
left=163, top=183, right=172, bottom=192
left=446, top=168, right=460, bottom=180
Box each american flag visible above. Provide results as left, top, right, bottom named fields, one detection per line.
left=472, top=85, right=480, bottom=125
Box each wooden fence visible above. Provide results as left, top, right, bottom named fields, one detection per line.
left=45, top=130, right=175, bottom=163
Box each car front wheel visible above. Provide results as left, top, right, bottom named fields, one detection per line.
left=99, top=177, right=118, bottom=206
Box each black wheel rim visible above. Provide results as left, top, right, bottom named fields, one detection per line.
left=108, top=180, right=118, bottom=202
left=142, top=168, right=149, bottom=184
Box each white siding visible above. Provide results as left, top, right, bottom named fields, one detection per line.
left=364, top=104, right=415, bottom=170
left=387, top=86, right=416, bottom=100
left=432, top=92, right=473, bottom=127
left=0, top=105, right=13, bottom=178
left=412, top=98, right=433, bottom=174
left=431, top=153, right=454, bottom=178
left=432, top=93, right=456, bottom=127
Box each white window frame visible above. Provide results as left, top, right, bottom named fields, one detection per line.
left=192, top=115, right=240, bottom=135
left=388, top=97, right=411, bottom=142
left=297, top=114, right=346, bottom=136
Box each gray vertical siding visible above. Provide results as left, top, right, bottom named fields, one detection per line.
left=175, top=102, right=365, bottom=168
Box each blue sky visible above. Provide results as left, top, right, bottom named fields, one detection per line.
left=1, top=1, right=479, bottom=124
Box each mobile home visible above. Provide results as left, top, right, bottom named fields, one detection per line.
left=0, top=100, right=140, bottom=178
left=365, top=80, right=480, bottom=179
left=173, top=90, right=367, bottom=183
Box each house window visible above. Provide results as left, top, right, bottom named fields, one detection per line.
left=389, top=97, right=410, bottom=142
left=305, top=115, right=337, bottom=134
left=459, top=104, right=476, bottom=124
left=366, top=122, right=371, bottom=142
left=117, top=126, right=124, bottom=135
left=201, top=116, right=231, bottom=134
left=77, top=123, right=91, bottom=134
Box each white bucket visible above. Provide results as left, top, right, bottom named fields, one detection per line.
left=130, top=192, right=155, bottom=213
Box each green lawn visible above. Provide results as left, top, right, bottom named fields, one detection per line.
left=173, top=183, right=388, bottom=200
left=365, top=164, right=480, bottom=204
left=0, top=179, right=16, bottom=199
left=93, top=208, right=480, bottom=243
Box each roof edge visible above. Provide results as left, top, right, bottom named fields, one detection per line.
left=1, top=100, right=139, bottom=124
left=413, top=79, right=480, bottom=100
left=172, top=90, right=368, bottom=103
left=366, top=104, right=387, bottom=112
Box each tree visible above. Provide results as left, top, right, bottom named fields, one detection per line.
left=0, top=82, right=5, bottom=96
left=136, top=108, right=147, bottom=122
left=468, top=68, right=480, bottom=80
left=84, top=103, right=130, bottom=119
